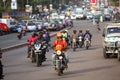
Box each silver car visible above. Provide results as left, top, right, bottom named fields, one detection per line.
left=26, top=22, right=37, bottom=31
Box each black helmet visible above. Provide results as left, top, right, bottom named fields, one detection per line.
left=73, top=30, right=77, bottom=33
left=79, top=30, right=82, bottom=32
left=31, top=31, right=37, bottom=36
left=86, top=29, right=89, bottom=33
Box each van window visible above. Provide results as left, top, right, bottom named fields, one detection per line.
left=107, top=27, right=120, bottom=34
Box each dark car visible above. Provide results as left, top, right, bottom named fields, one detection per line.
left=54, top=19, right=64, bottom=29
left=93, top=15, right=100, bottom=22
left=104, top=14, right=112, bottom=21
left=46, top=20, right=60, bottom=31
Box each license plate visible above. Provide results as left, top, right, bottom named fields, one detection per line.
left=79, top=39, right=82, bottom=41
left=35, top=50, right=41, bottom=53
left=59, top=56, right=63, bottom=59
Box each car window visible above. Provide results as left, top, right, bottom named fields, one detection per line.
left=107, top=27, right=120, bottom=34
left=10, top=22, right=16, bottom=25
left=28, top=23, right=35, bottom=25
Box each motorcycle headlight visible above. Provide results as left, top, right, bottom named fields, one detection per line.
left=56, top=50, right=62, bottom=56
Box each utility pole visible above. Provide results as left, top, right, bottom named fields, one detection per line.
left=27, top=0, right=28, bottom=5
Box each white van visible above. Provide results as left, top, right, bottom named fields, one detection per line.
left=0, top=19, right=11, bottom=28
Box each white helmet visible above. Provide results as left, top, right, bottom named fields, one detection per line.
left=65, top=30, right=68, bottom=32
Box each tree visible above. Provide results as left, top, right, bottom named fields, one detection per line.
left=110, top=0, right=119, bottom=6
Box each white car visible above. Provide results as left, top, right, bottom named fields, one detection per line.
left=26, top=22, right=37, bottom=31
left=59, top=14, right=65, bottom=19
left=86, top=12, right=93, bottom=20
left=71, top=12, right=76, bottom=20
left=102, top=23, right=120, bottom=60
left=75, top=11, right=86, bottom=19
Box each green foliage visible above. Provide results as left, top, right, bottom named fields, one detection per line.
left=110, top=0, right=119, bottom=6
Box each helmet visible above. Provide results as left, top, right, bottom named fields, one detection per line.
left=56, top=32, right=62, bottom=37
left=79, top=30, right=82, bottom=32
left=65, top=30, right=68, bottom=32
left=86, top=29, right=89, bottom=33
left=73, top=30, right=77, bottom=33
left=31, top=32, right=36, bottom=36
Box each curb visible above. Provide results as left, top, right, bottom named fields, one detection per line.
left=1, top=27, right=72, bottom=52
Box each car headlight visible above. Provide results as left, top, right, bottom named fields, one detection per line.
left=56, top=50, right=62, bottom=56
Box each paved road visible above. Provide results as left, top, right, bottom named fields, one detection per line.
left=0, top=31, right=55, bottom=49
left=2, top=20, right=120, bottom=80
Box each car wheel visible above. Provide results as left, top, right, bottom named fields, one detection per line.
left=117, top=52, right=120, bottom=61
left=103, top=48, right=109, bottom=58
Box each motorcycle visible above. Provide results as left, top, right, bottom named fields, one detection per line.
left=29, top=43, right=36, bottom=63
left=72, top=38, right=77, bottom=51
left=17, top=32, right=22, bottom=39
left=84, top=38, right=90, bottom=49
left=34, top=41, right=47, bottom=67
left=54, top=50, right=67, bottom=76
left=78, top=36, right=83, bottom=48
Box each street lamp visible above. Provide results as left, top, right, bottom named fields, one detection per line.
left=2, top=0, right=6, bottom=8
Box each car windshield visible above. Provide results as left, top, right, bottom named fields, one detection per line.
left=107, top=27, right=120, bottom=34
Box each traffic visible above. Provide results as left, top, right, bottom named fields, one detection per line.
left=0, top=0, right=120, bottom=80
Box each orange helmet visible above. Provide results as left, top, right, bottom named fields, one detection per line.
left=55, top=45, right=62, bottom=50
left=56, top=32, right=62, bottom=37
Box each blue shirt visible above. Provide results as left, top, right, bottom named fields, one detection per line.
left=17, top=27, right=22, bottom=33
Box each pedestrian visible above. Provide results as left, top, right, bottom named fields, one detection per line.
left=0, top=48, right=4, bottom=79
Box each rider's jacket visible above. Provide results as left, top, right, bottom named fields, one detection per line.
left=28, top=36, right=38, bottom=45
left=53, top=39, right=67, bottom=50
left=71, top=33, right=78, bottom=39
left=84, top=33, right=92, bottom=39
left=17, top=27, right=22, bottom=33
left=78, top=32, right=84, bottom=37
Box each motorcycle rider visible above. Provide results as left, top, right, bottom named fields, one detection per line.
left=84, top=29, right=92, bottom=45
left=34, top=33, right=47, bottom=61
left=17, top=26, right=22, bottom=39
left=78, top=30, right=84, bottom=47
left=42, top=29, right=51, bottom=49
left=62, top=30, right=69, bottom=45
left=96, top=20, right=101, bottom=31
left=52, top=32, right=68, bottom=68
left=22, top=25, right=27, bottom=36
left=27, top=32, right=38, bottom=58
left=71, top=30, right=79, bottom=47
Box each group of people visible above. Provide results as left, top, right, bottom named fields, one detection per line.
left=52, top=29, right=92, bottom=68
left=27, top=29, right=51, bottom=60
left=71, top=29, right=92, bottom=47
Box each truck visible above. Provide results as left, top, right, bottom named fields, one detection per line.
left=102, top=23, right=120, bottom=61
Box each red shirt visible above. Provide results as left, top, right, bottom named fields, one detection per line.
left=28, top=36, right=38, bottom=45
